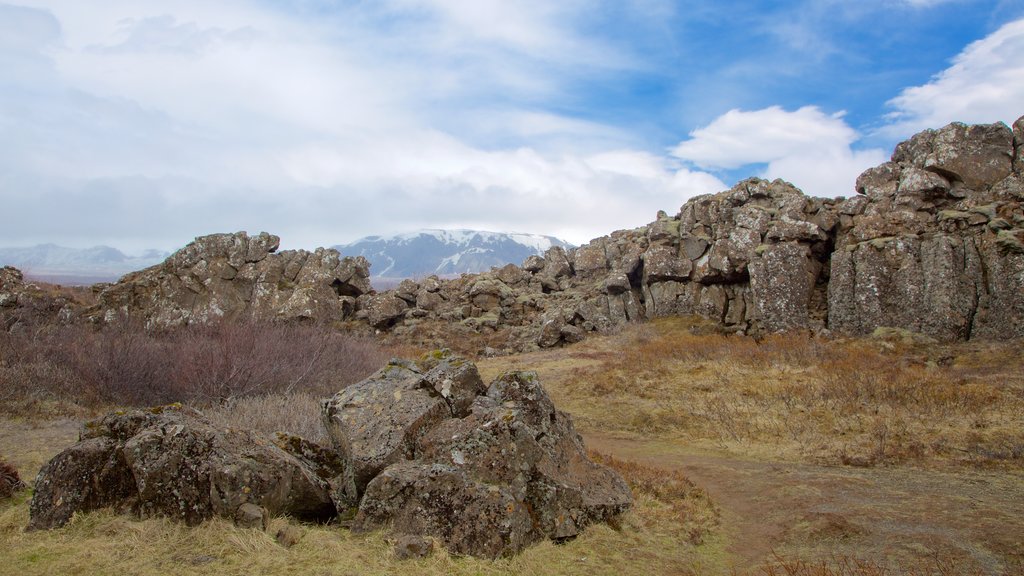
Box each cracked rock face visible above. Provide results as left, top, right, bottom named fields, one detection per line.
left=829, top=119, right=1024, bottom=340
left=88, top=231, right=371, bottom=327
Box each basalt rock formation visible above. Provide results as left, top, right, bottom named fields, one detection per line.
left=325, top=354, right=632, bottom=558
left=828, top=119, right=1024, bottom=340
left=85, top=232, right=372, bottom=327
left=0, top=266, right=78, bottom=329
left=30, top=356, right=631, bottom=559
left=28, top=404, right=344, bottom=531
left=49, top=115, right=1024, bottom=345
left=369, top=116, right=1024, bottom=346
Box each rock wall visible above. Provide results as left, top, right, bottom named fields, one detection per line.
left=365, top=116, right=1023, bottom=346
left=828, top=118, right=1024, bottom=340
left=43, top=114, right=1024, bottom=345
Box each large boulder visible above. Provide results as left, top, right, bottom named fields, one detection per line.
left=328, top=354, right=632, bottom=558
left=320, top=359, right=459, bottom=491
left=29, top=405, right=342, bottom=530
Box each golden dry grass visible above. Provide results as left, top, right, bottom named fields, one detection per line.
left=481, top=318, right=1024, bottom=469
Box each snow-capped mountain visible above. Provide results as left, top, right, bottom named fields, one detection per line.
left=334, top=229, right=573, bottom=279
left=0, top=244, right=169, bottom=284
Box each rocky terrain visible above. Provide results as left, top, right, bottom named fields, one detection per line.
left=27, top=354, right=631, bottom=559
left=3, top=116, right=1022, bottom=348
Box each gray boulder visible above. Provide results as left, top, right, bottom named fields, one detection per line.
left=29, top=405, right=339, bottom=530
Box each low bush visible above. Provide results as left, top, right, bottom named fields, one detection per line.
left=0, top=455, right=25, bottom=499
left=0, top=321, right=400, bottom=415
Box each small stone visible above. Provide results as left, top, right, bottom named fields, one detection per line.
left=233, top=503, right=268, bottom=530
left=394, top=534, right=434, bottom=560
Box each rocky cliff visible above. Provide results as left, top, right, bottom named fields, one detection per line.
left=19, top=115, right=1023, bottom=347
left=829, top=119, right=1024, bottom=340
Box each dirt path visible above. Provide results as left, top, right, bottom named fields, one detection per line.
left=584, top=434, right=1024, bottom=575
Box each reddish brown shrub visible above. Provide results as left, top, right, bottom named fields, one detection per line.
left=0, top=455, right=25, bottom=499
left=0, top=320, right=397, bottom=412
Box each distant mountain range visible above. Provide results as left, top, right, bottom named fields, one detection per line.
left=334, top=229, right=573, bottom=279
left=0, top=244, right=169, bottom=285
left=1, top=229, right=573, bottom=285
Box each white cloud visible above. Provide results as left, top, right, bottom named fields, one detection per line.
left=885, top=18, right=1024, bottom=133
left=0, top=0, right=723, bottom=252
left=671, top=106, right=887, bottom=197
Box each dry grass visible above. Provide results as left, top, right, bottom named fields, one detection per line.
left=2, top=314, right=1022, bottom=574
left=748, top=554, right=984, bottom=576
left=203, top=392, right=328, bottom=444
left=533, top=318, right=1024, bottom=468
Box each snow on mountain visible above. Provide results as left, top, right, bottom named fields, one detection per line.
left=334, top=229, right=573, bottom=279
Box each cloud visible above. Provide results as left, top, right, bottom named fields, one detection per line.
left=0, top=0, right=725, bottom=252
left=885, top=17, right=1024, bottom=133
left=671, top=106, right=887, bottom=197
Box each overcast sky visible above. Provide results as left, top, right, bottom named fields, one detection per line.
left=3, top=0, right=1024, bottom=253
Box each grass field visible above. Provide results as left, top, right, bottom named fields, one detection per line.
left=1, top=316, right=1022, bottom=575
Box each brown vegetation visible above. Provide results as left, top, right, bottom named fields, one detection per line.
left=0, top=455, right=25, bottom=499
left=2, top=310, right=1022, bottom=574
left=0, top=320, right=406, bottom=417
left=526, top=318, right=1024, bottom=468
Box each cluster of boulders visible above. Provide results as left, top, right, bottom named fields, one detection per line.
left=28, top=354, right=632, bottom=559
left=82, top=232, right=372, bottom=327
left=7, top=115, right=1023, bottom=345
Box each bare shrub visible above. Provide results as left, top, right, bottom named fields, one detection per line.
left=0, top=320, right=396, bottom=414
left=203, top=393, right=326, bottom=443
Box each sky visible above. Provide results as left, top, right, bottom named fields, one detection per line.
left=2, top=0, right=1024, bottom=253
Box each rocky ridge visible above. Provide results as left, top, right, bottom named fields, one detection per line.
left=29, top=355, right=632, bottom=559
left=5, top=116, right=1022, bottom=346
left=83, top=232, right=372, bottom=327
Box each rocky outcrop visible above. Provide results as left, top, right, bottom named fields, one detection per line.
left=28, top=405, right=342, bottom=530
left=0, top=266, right=78, bottom=329
left=375, top=179, right=839, bottom=347
left=326, top=354, right=632, bottom=558
left=29, top=356, right=631, bottom=559
left=43, top=115, right=1024, bottom=344
left=371, top=116, right=1024, bottom=345
left=829, top=119, right=1024, bottom=340
left=87, top=232, right=371, bottom=327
